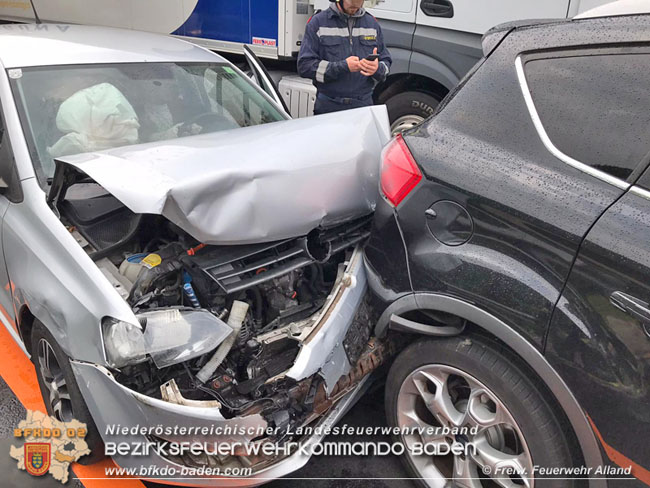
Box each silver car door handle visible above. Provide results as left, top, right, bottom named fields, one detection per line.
left=610, top=291, right=650, bottom=326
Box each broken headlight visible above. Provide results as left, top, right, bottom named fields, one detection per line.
left=102, top=317, right=146, bottom=368
left=102, top=309, right=232, bottom=369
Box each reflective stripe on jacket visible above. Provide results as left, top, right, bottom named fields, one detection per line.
left=297, top=3, right=392, bottom=101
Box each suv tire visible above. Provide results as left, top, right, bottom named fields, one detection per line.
left=385, top=334, right=577, bottom=488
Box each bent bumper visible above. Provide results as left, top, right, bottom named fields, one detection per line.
left=71, top=360, right=370, bottom=486
left=70, top=246, right=371, bottom=485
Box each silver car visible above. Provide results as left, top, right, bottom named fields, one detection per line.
left=0, top=24, right=391, bottom=484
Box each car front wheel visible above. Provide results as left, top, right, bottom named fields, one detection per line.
left=31, top=321, right=105, bottom=464
left=386, top=335, right=578, bottom=488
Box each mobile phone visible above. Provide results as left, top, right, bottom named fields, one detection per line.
left=364, top=54, right=379, bottom=61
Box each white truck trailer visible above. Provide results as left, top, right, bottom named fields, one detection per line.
left=0, top=0, right=613, bottom=130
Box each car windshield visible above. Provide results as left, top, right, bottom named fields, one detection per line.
left=9, top=62, right=287, bottom=179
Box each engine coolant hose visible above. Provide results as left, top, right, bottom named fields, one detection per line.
left=196, top=300, right=249, bottom=384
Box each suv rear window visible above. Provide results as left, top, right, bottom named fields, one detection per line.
left=524, top=52, right=650, bottom=181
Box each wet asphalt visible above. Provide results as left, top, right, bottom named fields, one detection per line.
left=0, top=376, right=411, bottom=488
left=0, top=376, right=83, bottom=487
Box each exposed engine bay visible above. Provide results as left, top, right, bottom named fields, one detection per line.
left=50, top=170, right=397, bottom=469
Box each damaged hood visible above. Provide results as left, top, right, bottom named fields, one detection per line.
left=55, top=106, right=390, bottom=245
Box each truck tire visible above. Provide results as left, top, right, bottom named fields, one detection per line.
left=385, top=91, right=441, bottom=134
left=31, top=321, right=105, bottom=465
left=385, top=335, right=578, bottom=488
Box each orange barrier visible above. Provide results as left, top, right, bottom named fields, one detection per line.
left=0, top=320, right=145, bottom=488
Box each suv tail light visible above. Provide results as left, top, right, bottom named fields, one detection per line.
left=380, top=134, right=422, bottom=207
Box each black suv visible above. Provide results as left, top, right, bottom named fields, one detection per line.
left=365, top=11, right=650, bottom=488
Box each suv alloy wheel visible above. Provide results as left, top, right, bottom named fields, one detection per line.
left=385, top=335, right=578, bottom=488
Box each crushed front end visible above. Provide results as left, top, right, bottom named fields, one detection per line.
left=62, top=207, right=397, bottom=482
left=46, top=107, right=395, bottom=483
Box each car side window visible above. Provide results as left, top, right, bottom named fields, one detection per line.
left=524, top=51, right=650, bottom=181
left=0, top=111, right=22, bottom=203
left=203, top=68, right=275, bottom=127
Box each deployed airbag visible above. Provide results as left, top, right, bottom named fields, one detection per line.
left=49, top=83, right=140, bottom=160
left=55, top=105, right=390, bottom=245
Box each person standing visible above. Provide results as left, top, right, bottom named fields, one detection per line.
left=298, top=0, right=392, bottom=115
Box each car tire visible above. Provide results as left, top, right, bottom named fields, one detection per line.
left=385, top=335, right=578, bottom=488
left=386, top=91, right=441, bottom=134
left=31, top=321, right=105, bottom=465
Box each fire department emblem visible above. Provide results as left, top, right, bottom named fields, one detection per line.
left=11, top=410, right=90, bottom=483
left=24, top=443, right=51, bottom=476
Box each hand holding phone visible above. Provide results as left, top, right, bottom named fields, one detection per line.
left=360, top=48, right=379, bottom=76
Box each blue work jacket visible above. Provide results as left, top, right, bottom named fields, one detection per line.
left=297, top=3, right=392, bottom=101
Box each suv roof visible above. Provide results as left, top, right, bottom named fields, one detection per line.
left=483, top=3, right=650, bottom=56
left=482, top=18, right=566, bottom=55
